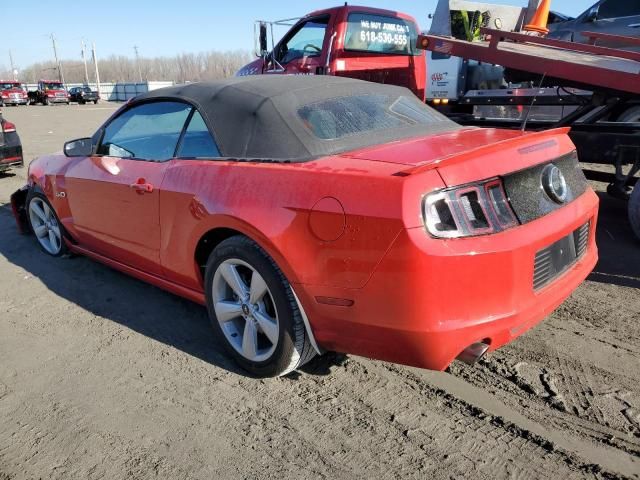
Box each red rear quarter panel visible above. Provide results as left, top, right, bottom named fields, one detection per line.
left=159, top=155, right=444, bottom=292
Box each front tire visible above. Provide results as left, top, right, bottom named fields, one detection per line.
left=204, top=236, right=316, bottom=377
left=27, top=192, right=68, bottom=257
left=629, top=185, right=640, bottom=241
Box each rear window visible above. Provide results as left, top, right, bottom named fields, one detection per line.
left=344, top=13, right=419, bottom=56
left=298, top=94, right=452, bottom=140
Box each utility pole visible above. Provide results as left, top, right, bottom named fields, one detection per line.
left=9, top=50, right=17, bottom=80
left=50, top=33, right=65, bottom=85
left=91, top=42, right=101, bottom=97
left=133, top=45, right=143, bottom=83
left=81, top=40, right=90, bottom=85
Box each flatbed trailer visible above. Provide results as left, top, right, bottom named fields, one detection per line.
left=417, top=28, right=640, bottom=238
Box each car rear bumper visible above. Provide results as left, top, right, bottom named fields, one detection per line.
left=300, top=189, right=599, bottom=370
left=0, top=158, right=24, bottom=171
left=0, top=139, right=23, bottom=171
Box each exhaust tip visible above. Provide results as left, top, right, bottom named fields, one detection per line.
left=456, top=342, right=490, bottom=365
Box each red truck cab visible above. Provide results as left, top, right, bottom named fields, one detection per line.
left=0, top=81, right=28, bottom=106
left=237, top=5, right=426, bottom=101
left=29, top=80, right=70, bottom=105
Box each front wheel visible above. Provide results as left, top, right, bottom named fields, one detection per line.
left=617, top=106, right=640, bottom=123
left=629, top=185, right=640, bottom=241
left=27, top=192, right=68, bottom=257
left=205, top=236, right=316, bottom=377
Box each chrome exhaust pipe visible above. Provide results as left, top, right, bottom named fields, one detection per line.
left=456, top=342, right=490, bottom=365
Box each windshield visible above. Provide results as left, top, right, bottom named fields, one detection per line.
left=344, top=13, right=420, bottom=56
left=80, top=87, right=92, bottom=92
left=0, top=83, right=21, bottom=90
left=44, top=83, right=64, bottom=90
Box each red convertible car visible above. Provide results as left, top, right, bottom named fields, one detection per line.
left=11, top=76, right=598, bottom=377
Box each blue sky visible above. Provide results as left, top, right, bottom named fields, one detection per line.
left=3, top=0, right=595, bottom=70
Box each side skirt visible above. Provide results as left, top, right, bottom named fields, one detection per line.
left=67, top=243, right=206, bottom=306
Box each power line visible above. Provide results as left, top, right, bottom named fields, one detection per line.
left=9, top=50, right=16, bottom=80
left=81, top=40, right=89, bottom=85
left=133, top=45, right=143, bottom=83
left=50, top=34, right=66, bottom=84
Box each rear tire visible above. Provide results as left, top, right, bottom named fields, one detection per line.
left=204, top=235, right=316, bottom=377
left=617, top=106, right=640, bottom=123
left=629, top=185, right=640, bottom=241
left=26, top=191, right=68, bottom=257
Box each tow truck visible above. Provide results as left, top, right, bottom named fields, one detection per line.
left=0, top=81, right=28, bottom=106
left=417, top=1, right=640, bottom=239
left=237, top=5, right=426, bottom=100
left=28, top=80, right=70, bottom=106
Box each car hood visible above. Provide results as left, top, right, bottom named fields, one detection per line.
left=340, top=128, right=527, bottom=167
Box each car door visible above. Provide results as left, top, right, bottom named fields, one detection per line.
left=577, top=0, right=640, bottom=49
left=267, top=14, right=334, bottom=75
left=64, top=100, right=193, bottom=275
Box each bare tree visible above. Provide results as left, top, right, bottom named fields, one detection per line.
left=14, top=50, right=253, bottom=84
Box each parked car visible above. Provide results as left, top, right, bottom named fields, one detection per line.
left=10, top=76, right=599, bottom=377
left=68, top=86, right=99, bottom=104
left=548, top=0, right=640, bottom=50
left=28, top=80, right=70, bottom=105
left=0, top=81, right=28, bottom=106
left=0, top=113, right=23, bottom=173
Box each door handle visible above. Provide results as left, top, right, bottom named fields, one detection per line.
left=130, top=179, right=154, bottom=193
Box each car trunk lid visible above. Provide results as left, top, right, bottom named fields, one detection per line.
left=341, top=127, right=575, bottom=186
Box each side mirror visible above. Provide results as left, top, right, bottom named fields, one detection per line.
left=64, top=137, right=93, bottom=157
left=260, top=23, right=268, bottom=55
left=255, top=21, right=269, bottom=57
left=585, top=6, right=598, bottom=22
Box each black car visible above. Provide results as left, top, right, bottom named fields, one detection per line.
left=0, top=113, right=23, bottom=173
left=68, top=86, right=100, bottom=104
left=548, top=0, right=640, bottom=50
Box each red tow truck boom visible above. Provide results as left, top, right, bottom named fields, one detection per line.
left=419, top=28, right=640, bottom=95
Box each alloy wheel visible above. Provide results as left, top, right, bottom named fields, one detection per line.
left=28, top=197, right=63, bottom=255
left=211, top=258, right=279, bottom=362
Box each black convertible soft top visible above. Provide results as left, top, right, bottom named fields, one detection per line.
left=135, top=75, right=460, bottom=161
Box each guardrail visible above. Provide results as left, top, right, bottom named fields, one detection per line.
left=23, top=81, right=175, bottom=102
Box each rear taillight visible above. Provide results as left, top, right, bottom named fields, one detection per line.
left=423, top=178, right=519, bottom=238
left=2, top=121, right=17, bottom=133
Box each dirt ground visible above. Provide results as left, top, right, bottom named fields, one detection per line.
left=0, top=104, right=638, bottom=480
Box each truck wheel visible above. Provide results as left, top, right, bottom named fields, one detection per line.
left=617, top=106, right=640, bottom=123
left=629, top=184, right=640, bottom=241
left=93, top=100, right=98, bottom=104
left=42, top=98, right=49, bottom=106
left=205, top=235, right=316, bottom=377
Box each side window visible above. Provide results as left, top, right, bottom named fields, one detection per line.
left=276, top=16, right=329, bottom=64
left=598, top=0, right=640, bottom=19
left=176, top=111, right=221, bottom=159
left=97, top=101, right=192, bottom=161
